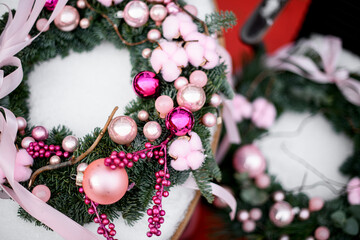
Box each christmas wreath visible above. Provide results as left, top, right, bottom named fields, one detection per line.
left=214, top=36, right=360, bottom=240
left=0, top=0, right=237, bottom=239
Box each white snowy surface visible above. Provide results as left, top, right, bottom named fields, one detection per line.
left=0, top=1, right=215, bottom=240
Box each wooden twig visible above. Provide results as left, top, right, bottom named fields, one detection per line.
left=28, top=106, right=119, bottom=188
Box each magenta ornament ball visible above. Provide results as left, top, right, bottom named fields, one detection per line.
left=123, top=0, right=149, bottom=28
left=31, top=126, right=49, bottom=141
left=54, top=6, right=80, bottom=32
left=83, top=158, right=129, bottom=205
left=165, top=107, right=194, bottom=136
left=233, top=144, right=266, bottom=178
left=314, top=226, right=330, bottom=240
left=108, top=116, right=138, bottom=145
left=177, top=84, right=206, bottom=112
left=133, top=71, right=160, bottom=98
left=32, top=185, right=51, bottom=202
left=269, top=201, right=294, bottom=227
left=45, top=0, right=58, bottom=11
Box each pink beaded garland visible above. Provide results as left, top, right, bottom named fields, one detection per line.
left=155, top=95, right=174, bottom=118
left=54, top=6, right=80, bottom=32
left=108, top=116, right=138, bottom=145
left=32, top=185, right=51, bottom=202
left=189, top=70, right=208, bottom=88
left=177, top=84, right=206, bottom=112
left=82, top=158, right=128, bottom=205
left=133, top=71, right=160, bottom=98
left=123, top=0, right=149, bottom=27
left=165, top=107, right=194, bottom=136
left=143, top=121, right=162, bottom=141
left=233, top=144, right=266, bottom=178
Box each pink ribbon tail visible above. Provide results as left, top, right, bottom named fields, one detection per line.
left=183, top=176, right=236, bottom=220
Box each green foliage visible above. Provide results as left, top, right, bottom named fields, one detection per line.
left=205, top=11, right=237, bottom=34
left=0, top=0, right=234, bottom=228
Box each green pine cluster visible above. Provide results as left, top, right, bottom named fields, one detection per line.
left=0, top=0, right=236, bottom=228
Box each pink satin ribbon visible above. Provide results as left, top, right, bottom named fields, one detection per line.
left=0, top=1, right=101, bottom=239
left=267, top=36, right=360, bottom=106
left=182, top=175, right=236, bottom=220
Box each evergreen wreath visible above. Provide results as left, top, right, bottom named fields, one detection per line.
left=214, top=37, right=360, bottom=239
left=0, top=0, right=236, bottom=239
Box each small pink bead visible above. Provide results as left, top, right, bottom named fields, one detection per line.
left=309, top=197, right=324, bottom=212
left=150, top=4, right=167, bottom=22
left=36, top=18, right=50, bottom=32
left=102, top=219, right=110, bottom=225
left=314, top=226, right=330, bottom=240
left=145, top=142, right=152, bottom=148
left=119, top=151, right=126, bottom=158
left=147, top=209, right=153, bottom=215
left=100, top=213, right=107, bottom=219
left=159, top=217, right=164, bottom=224
left=147, top=151, right=153, bottom=158
left=160, top=210, right=165, bottom=216
left=88, top=208, right=95, bottom=214
left=79, top=187, right=84, bottom=193
left=32, top=185, right=51, bottom=202
left=158, top=159, right=165, bottom=165
left=142, top=48, right=152, bottom=59
left=55, top=146, right=61, bottom=151
left=165, top=173, right=170, bottom=179
left=97, top=228, right=104, bottom=234
left=94, top=217, right=100, bottom=223
left=84, top=199, right=91, bottom=205
left=159, top=170, right=165, bottom=177
left=155, top=95, right=174, bottom=118
left=109, top=230, right=116, bottom=236
left=242, top=220, right=256, bottom=232
left=147, top=232, right=153, bottom=237
left=237, top=210, right=249, bottom=222
left=189, top=70, right=208, bottom=88
left=299, top=208, right=310, bottom=220
left=163, top=191, right=169, bottom=197
left=174, top=77, right=188, bottom=90
left=155, top=185, right=161, bottom=190
left=148, top=217, right=154, bottom=223
left=249, top=208, right=262, bottom=221
left=156, top=230, right=161, bottom=236
left=153, top=216, right=159, bottom=222
left=153, top=208, right=159, bottom=215
left=109, top=223, right=115, bottom=229
left=154, top=199, right=161, bottom=205
left=255, top=174, right=271, bottom=189
left=151, top=227, right=157, bottom=234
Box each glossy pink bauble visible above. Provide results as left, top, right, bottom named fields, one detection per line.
left=143, top=121, right=162, bottom=141
left=138, top=110, right=149, bottom=121
left=269, top=201, right=294, bottom=227
left=242, top=220, right=256, bottom=232
left=31, top=126, right=49, bottom=141
left=77, top=163, right=88, bottom=173
left=79, top=18, right=90, bottom=29
left=202, top=112, right=217, bottom=127
left=150, top=4, right=167, bottom=22
left=133, top=71, right=160, bottom=98
left=108, top=116, right=138, bottom=145
left=49, top=155, right=61, bottom=165
left=165, top=107, right=194, bottom=136
left=210, top=93, right=222, bottom=107
left=45, top=0, right=58, bottom=11
left=21, top=136, right=35, bottom=149
left=155, top=95, right=174, bottom=118
left=309, top=197, right=324, bottom=212
left=77, top=0, right=86, bottom=9
left=123, top=0, right=149, bottom=27
left=255, top=173, right=270, bottom=189
left=237, top=210, right=249, bottom=222
left=189, top=70, right=208, bottom=88
left=273, top=190, right=285, bottom=202
left=233, top=144, right=266, bottom=178
left=142, top=48, right=152, bottom=59
left=36, top=18, right=50, bottom=32
left=83, top=159, right=128, bottom=205
left=62, top=135, right=79, bottom=152
left=184, top=5, right=198, bottom=16
left=299, top=208, right=310, bottom=220
left=177, top=84, right=206, bottom=112
left=32, top=185, right=51, bottom=202
left=314, top=226, right=330, bottom=240
left=249, top=208, right=262, bottom=221
left=174, top=77, right=188, bottom=90
left=54, top=6, right=80, bottom=32
left=16, top=117, right=27, bottom=131
left=147, top=29, right=162, bottom=41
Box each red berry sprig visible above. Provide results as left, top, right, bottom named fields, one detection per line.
left=26, top=141, right=70, bottom=159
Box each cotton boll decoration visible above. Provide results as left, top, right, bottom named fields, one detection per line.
left=162, top=12, right=197, bottom=40
left=13, top=149, right=34, bottom=182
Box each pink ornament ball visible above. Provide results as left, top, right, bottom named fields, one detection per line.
left=237, top=210, right=249, bottom=222
left=108, top=116, right=138, bottom=145
left=314, top=226, right=330, bottom=240
left=77, top=163, right=88, bottom=173
left=189, top=70, right=208, bottom=88
left=123, top=0, right=149, bottom=27
left=31, top=126, right=49, bottom=141
left=77, top=0, right=86, bottom=9
left=309, top=197, right=324, bottom=212
left=249, top=208, right=262, bottom=221
left=174, top=77, right=188, bottom=90
left=147, top=29, right=162, bottom=41
left=233, top=144, right=266, bottom=178
left=150, top=4, right=168, bottom=23
left=54, top=6, right=80, bottom=32
left=255, top=173, right=271, bottom=189
left=184, top=5, right=198, bottom=17
left=299, top=208, right=310, bottom=220
left=210, top=93, right=222, bottom=107
left=155, top=95, right=174, bottom=118
left=79, top=18, right=90, bottom=29
left=202, top=112, right=217, bottom=127
left=138, top=110, right=149, bottom=121
left=45, top=0, right=58, bottom=11
left=165, top=107, right=194, bottom=136
left=177, top=84, right=206, bottom=112
left=242, top=220, right=256, bottom=233
left=32, top=185, right=51, bottom=202
left=62, top=135, right=79, bottom=153
left=17, top=117, right=27, bottom=132
left=269, top=201, right=294, bottom=227
left=36, top=18, right=50, bottom=32
left=143, top=121, right=162, bottom=141
left=133, top=71, right=160, bottom=98
left=273, top=190, right=285, bottom=202
left=21, top=136, right=35, bottom=149
left=83, top=158, right=128, bottom=205
left=142, top=48, right=152, bottom=59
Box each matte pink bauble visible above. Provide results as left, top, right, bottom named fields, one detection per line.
left=202, top=112, right=217, bottom=127
left=36, top=18, right=50, bottom=32
left=269, top=201, right=294, bottom=227
left=133, top=71, right=160, bottom=98
left=273, top=190, right=285, bottom=202
left=249, top=208, right=262, bottom=221
left=177, top=84, right=206, bottom=112
left=150, top=4, right=167, bottom=23
left=242, top=220, right=256, bottom=232
left=174, top=77, right=188, bottom=90
left=123, top=0, right=149, bottom=27
left=210, top=93, right=222, bottom=107
left=79, top=18, right=90, bottom=29
left=189, top=70, right=208, bottom=88
left=309, top=197, right=324, bottom=212
left=142, top=48, right=152, bottom=59
left=16, top=117, right=27, bottom=131
left=45, top=0, right=58, bottom=11
left=143, top=121, right=162, bottom=141
left=314, top=226, right=330, bottom=240
left=83, top=158, right=128, bottom=205
left=31, top=126, right=49, bottom=141
left=21, top=136, right=35, bottom=149
left=237, top=210, right=249, bottom=222
left=32, top=185, right=51, bottom=202
left=54, top=6, right=80, bottom=32
left=233, top=144, right=266, bottom=178
left=108, top=116, right=137, bottom=145
left=77, top=0, right=86, bottom=9
left=62, top=135, right=79, bottom=152
left=138, top=110, right=149, bottom=121
left=165, top=107, right=194, bottom=136
left=299, top=208, right=310, bottom=220
left=49, top=155, right=61, bottom=165
left=255, top=173, right=270, bottom=189
left=147, top=29, right=161, bottom=41
left=155, top=95, right=174, bottom=118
